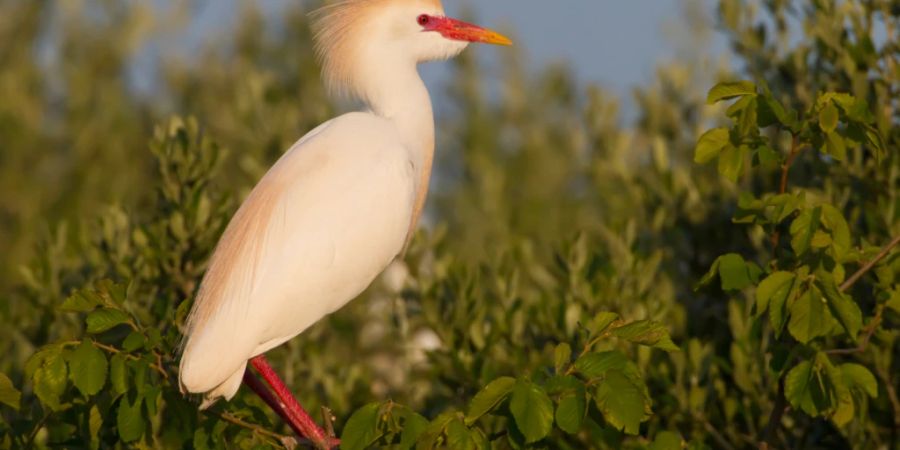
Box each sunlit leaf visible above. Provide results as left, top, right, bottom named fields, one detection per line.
left=694, top=128, right=730, bottom=163
left=594, top=370, right=650, bottom=435
left=0, top=373, right=21, bottom=410
left=86, top=308, right=131, bottom=334
left=509, top=379, right=554, bottom=443
left=341, top=403, right=382, bottom=450
left=69, top=341, right=108, bottom=397
left=707, top=80, right=756, bottom=104
left=465, top=376, right=516, bottom=425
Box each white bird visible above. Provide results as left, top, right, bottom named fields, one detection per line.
left=178, top=0, right=510, bottom=447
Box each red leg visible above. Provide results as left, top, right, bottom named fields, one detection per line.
left=242, top=370, right=305, bottom=438
left=249, top=355, right=339, bottom=449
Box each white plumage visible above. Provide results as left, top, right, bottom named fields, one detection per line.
left=178, top=0, right=511, bottom=410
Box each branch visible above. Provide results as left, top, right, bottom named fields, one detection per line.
left=758, top=379, right=788, bottom=450
left=211, top=410, right=301, bottom=449
left=840, top=235, right=900, bottom=292
left=92, top=341, right=170, bottom=380
left=770, top=137, right=806, bottom=258
left=824, top=234, right=900, bottom=356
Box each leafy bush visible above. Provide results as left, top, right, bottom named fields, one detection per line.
left=1, top=1, right=898, bottom=449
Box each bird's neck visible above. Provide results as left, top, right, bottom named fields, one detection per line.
left=362, top=61, right=435, bottom=167
left=358, top=59, right=435, bottom=244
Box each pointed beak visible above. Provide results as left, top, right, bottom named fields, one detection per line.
left=426, top=17, right=513, bottom=46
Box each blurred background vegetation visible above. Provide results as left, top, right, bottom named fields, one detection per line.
left=0, top=0, right=898, bottom=448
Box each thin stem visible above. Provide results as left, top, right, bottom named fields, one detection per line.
left=770, top=137, right=806, bottom=258
left=91, top=341, right=169, bottom=380
left=759, top=379, right=788, bottom=450
left=824, top=304, right=883, bottom=356
left=823, top=234, right=900, bottom=356
left=840, top=235, right=900, bottom=292
left=695, top=412, right=737, bottom=450
left=209, top=410, right=300, bottom=449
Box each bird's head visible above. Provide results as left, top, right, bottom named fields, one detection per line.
left=311, top=0, right=511, bottom=100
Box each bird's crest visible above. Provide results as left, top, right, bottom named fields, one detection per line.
left=310, top=0, right=443, bottom=98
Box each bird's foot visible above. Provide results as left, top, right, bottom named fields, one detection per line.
left=244, top=355, right=338, bottom=449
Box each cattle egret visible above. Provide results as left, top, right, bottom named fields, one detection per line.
left=178, top=0, right=511, bottom=447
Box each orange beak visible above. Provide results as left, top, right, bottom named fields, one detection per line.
left=425, top=16, right=513, bottom=46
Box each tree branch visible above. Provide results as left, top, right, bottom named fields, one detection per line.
left=770, top=137, right=806, bottom=258
left=211, top=410, right=301, bottom=449
left=840, top=235, right=900, bottom=292
left=824, top=234, right=900, bottom=356
left=759, top=379, right=788, bottom=450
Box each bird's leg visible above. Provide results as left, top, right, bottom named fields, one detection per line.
left=249, top=355, right=338, bottom=450
left=242, top=370, right=305, bottom=438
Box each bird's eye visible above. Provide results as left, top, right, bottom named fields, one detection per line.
left=417, top=15, right=430, bottom=26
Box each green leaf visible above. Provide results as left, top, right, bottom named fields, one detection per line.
left=820, top=205, right=851, bottom=260
left=823, top=132, right=847, bottom=161
left=575, top=351, right=629, bottom=378
left=416, top=412, right=456, bottom=450
left=554, top=343, right=571, bottom=373
left=612, top=320, right=679, bottom=352
left=886, top=290, right=900, bottom=314
left=555, top=388, right=586, bottom=434
left=594, top=369, right=650, bottom=435
left=649, top=431, right=683, bottom=450
left=785, top=355, right=839, bottom=416
left=33, top=349, right=68, bottom=410
left=86, top=308, right=131, bottom=334
left=757, top=145, right=780, bottom=168
left=60, top=289, right=102, bottom=313
left=590, top=311, right=620, bottom=336
left=122, top=332, right=145, bottom=352
left=840, top=363, right=877, bottom=398
left=694, top=128, right=730, bottom=164
left=756, top=271, right=795, bottom=318
left=718, top=253, right=753, bottom=291
left=69, top=341, right=108, bottom=397
left=89, top=405, right=103, bottom=450
left=0, top=373, right=21, bottom=410
left=696, top=256, right=722, bottom=290
left=110, top=354, right=127, bottom=395
left=819, top=102, right=839, bottom=133
left=509, top=379, right=554, bottom=443
left=707, top=80, right=756, bottom=104
left=790, top=207, right=823, bottom=257
left=815, top=278, right=861, bottom=341
left=718, top=144, right=745, bottom=182
left=341, top=403, right=382, bottom=450
left=445, top=418, right=478, bottom=450
left=788, top=289, right=833, bottom=344
left=465, top=376, right=516, bottom=425
left=117, top=394, right=145, bottom=442
left=398, top=410, right=429, bottom=449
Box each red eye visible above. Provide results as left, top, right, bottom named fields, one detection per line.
left=417, top=14, right=430, bottom=26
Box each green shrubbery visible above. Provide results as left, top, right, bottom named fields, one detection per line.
left=1, top=1, right=898, bottom=449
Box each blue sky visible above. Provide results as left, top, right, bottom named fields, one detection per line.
left=181, top=0, right=721, bottom=97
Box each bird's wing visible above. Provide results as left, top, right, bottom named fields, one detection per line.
left=179, top=112, right=416, bottom=397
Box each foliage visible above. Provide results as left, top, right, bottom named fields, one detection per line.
left=0, top=0, right=898, bottom=449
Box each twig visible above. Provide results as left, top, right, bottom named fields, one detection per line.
left=697, top=413, right=737, bottom=450
left=759, top=379, right=788, bottom=450
left=211, top=410, right=301, bottom=449
left=770, top=137, right=806, bottom=259
left=321, top=406, right=337, bottom=439
left=876, top=367, right=900, bottom=435
left=840, top=235, right=900, bottom=292
left=91, top=341, right=170, bottom=380
left=825, top=304, right=884, bottom=356
left=823, top=234, right=900, bottom=355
